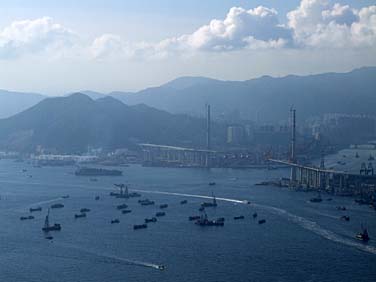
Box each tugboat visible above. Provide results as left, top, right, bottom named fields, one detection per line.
left=201, top=193, right=217, bottom=208
left=111, top=219, right=120, bottom=224
left=252, top=212, right=258, bottom=219
left=159, top=204, right=168, bottom=209
left=180, top=200, right=188, bottom=205
left=74, top=213, right=86, bottom=219
left=117, top=204, right=128, bottom=210
left=234, top=215, right=245, bottom=220
left=309, top=192, right=322, bottom=203
left=133, top=224, right=147, bottom=230
left=144, top=217, right=157, bottom=223
left=258, top=219, right=266, bottom=224
left=209, top=182, right=216, bottom=186
left=51, top=203, right=64, bottom=209
left=95, top=196, right=100, bottom=201
left=42, top=209, right=61, bottom=232
left=156, top=212, right=166, bottom=217
left=29, top=207, right=42, bottom=212
left=195, top=212, right=224, bottom=226
left=356, top=225, right=370, bottom=242
left=129, top=192, right=141, bottom=198
left=61, top=195, right=69, bottom=199
left=138, top=199, right=155, bottom=206
left=189, top=215, right=201, bottom=221
left=340, top=215, right=350, bottom=221
left=122, top=209, right=132, bottom=214
left=115, top=185, right=129, bottom=199
left=199, top=206, right=205, bottom=212
left=336, top=206, right=347, bottom=211
left=80, top=208, right=91, bottom=213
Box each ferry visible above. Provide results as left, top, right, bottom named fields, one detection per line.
left=29, top=207, right=42, bottom=212
left=20, top=215, right=34, bottom=221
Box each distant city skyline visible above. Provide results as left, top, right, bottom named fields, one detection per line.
left=0, top=0, right=375, bottom=95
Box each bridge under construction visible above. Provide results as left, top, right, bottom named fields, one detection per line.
left=271, top=108, right=376, bottom=196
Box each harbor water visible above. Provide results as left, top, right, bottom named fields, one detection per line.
left=0, top=159, right=375, bottom=282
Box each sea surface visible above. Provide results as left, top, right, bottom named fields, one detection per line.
left=0, top=159, right=375, bottom=282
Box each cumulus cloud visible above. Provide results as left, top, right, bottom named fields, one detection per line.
left=0, top=17, right=77, bottom=59
left=288, top=0, right=375, bottom=48
left=1, top=1, right=376, bottom=61
left=176, top=6, right=292, bottom=51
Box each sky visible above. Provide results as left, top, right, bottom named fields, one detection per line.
left=0, top=0, right=375, bottom=95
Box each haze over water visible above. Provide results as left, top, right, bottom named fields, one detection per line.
left=0, top=159, right=375, bottom=282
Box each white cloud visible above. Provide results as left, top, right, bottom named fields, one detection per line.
left=91, top=34, right=127, bottom=59
left=0, top=17, right=77, bottom=59
left=174, top=6, right=292, bottom=51
left=1, top=1, right=376, bottom=61
left=287, top=0, right=375, bottom=48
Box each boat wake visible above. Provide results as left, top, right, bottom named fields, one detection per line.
left=55, top=243, right=165, bottom=270
left=28, top=197, right=63, bottom=207
left=253, top=203, right=376, bottom=255
left=134, top=189, right=376, bottom=255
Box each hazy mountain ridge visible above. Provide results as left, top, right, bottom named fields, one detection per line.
left=0, top=93, right=214, bottom=153
left=0, top=89, right=45, bottom=119
left=111, top=67, right=376, bottom=121
left=1, top=67, right=375, bottom=122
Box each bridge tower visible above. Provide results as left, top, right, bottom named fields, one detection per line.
left=205, top=104, right=211, bottom=167
left=290, top=107, right=297, bottom=184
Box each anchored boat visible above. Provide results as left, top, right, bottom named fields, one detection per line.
left=42, top=209, right=61, bottom=232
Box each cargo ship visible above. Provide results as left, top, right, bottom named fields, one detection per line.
left=75, top=167, right=122, bottom=176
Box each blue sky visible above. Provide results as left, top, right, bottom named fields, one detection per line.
left=0, top=0, right=375, bottom=95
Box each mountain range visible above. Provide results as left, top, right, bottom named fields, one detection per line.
left=110, top=67, right=376, bottom=122
left=2, top=67, right=375, bottom=122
